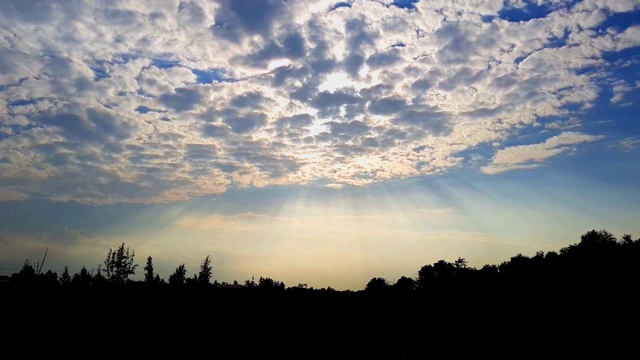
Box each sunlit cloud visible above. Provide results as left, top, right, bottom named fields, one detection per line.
left=482, top=132, right=604, bottom=174
left=0, top=0, right=637, bottom=203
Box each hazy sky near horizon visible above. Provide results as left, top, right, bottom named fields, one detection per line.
left=1, top=0, right=639, bottom=290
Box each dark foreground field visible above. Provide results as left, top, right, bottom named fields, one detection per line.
left=4, top=283, right=639, bottom=360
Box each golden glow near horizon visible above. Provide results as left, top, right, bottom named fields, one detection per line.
left=5, top=172, right=637, bottom=291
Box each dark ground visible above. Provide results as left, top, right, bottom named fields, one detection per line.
left=3, top=284, right=639, bottom=360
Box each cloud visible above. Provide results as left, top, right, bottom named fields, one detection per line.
left=482, top=132, right=604, bottom=174
left=159, top=87, right=202, bottom=112
left=366, top=49, right=404, bottom=68
left=0, top=0, right=638, bottom=203
left=610, top=80, right=633, bottom=104
left=202, top=124, right=231, bottom=138
left=618, top=137, right=640, bottom=152
left=245, top=31, right=307, bottom=67
left=212, top=0, right=287, bottom=40
left=0, top=189, right=28, bottom=201
left=223, top=110, right=268, bottom=134
left=544, top=117, right=581, bottom=130
left=368, top=96, right=408, bottom=115
left=176, top=212, right=299, bottom=230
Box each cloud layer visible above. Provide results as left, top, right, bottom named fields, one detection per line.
left=1, top=0, right=639, bottom=203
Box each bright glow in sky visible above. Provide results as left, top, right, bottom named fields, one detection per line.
left=1, top=0, right=640, bottom=290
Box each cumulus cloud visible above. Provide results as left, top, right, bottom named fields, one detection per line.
left=0, top=0, right=638, bottom=203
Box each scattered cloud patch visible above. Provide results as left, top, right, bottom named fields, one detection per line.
left=0, top=189, right=28, bottom=201
left=0, top=0, right=638, bottom=203
left=544, top=117, right=581, bottom=130
left=618, top=137, right=640, bottom=151
left=610, top=80, right=633, bottom=103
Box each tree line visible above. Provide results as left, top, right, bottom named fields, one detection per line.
left=5, top=243, right=216, bottom=288
left=364, top=229, right=640, bottom=298
left=3, top=229, right=640, bottom=295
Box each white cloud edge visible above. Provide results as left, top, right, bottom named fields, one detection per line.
left=482, top=131, right=605, bottom=174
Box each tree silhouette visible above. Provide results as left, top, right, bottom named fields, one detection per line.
left=60, top=265, right=71, bottom=286
left=453, top=257, right=468, bottom=271
left=11, top=259, right=36, bottom=285
left=392, top=276, right=415, bottom=294
left=93, top=265, right=107, bottom=286
left=186, top=273, right=199, bottom=285
left=197, top=255, right=212, bottom=285
left=258, top=276, right=285, bottom=289
left=365, top=277, right=389, bottom=294
left=144, top=256, right=155, bottom=283
left=579, top=229, right=617, bottom=248
left=169, top=264, right=187, bottom=285
left=40, top=270, right=58, bottom=287
left=245, top=277, right=257, bottom=288
left=72, top=266, right=93, bottom=287
left=103, top=243, right=138, bottom=284
left=621, top=234, right=634, bottom=245
left=417, top=259, right=456, bottom=290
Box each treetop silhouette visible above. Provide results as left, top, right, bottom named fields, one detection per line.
left=103, top=242, right=138, bottom=284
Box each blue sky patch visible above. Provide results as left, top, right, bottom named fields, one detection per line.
left=330, top=2, right=352, bottom=12
left=192, top=68, right=234, bottom=84
left=9, top=99, right=37, bottom=107
left=90, top=66, right=110, bottom=81
left=392, top=0, right=419, bottom=10
left=602, top=44, right=640, bottom=66
left=112, top=53, right=139, bottom=64
left=135, top=106, right=162, bottom=114
left=481, top=15, right=496, bottom=23
left=152, top=58, right=181, bottom=69
left=499, top=1, right=561, bottom=22
left=597, top=9, right=640, bottom=33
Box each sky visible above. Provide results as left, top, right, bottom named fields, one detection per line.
left=1, top=0, right=639, bottom=290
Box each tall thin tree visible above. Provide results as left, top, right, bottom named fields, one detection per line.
left=144, top=256, right=155, bottom=283
left=197, top=255, right=212, bottom=285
